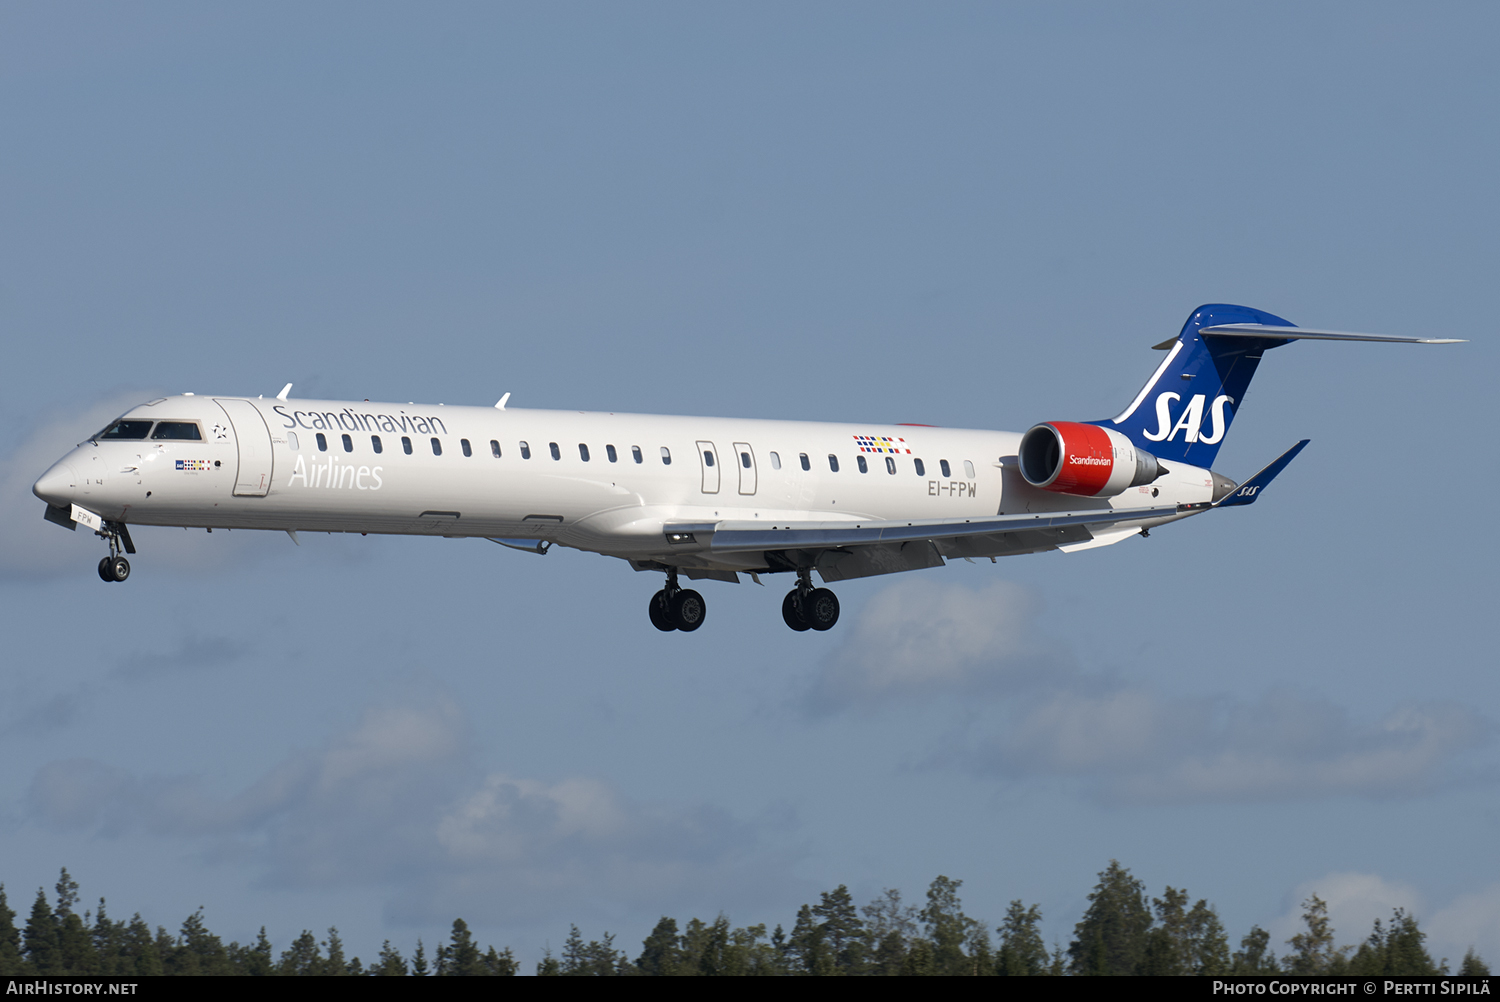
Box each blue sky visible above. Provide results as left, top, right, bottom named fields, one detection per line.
left=2, top=2, right=1497, bottom=968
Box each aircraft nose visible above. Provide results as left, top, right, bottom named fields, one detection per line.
left=33, top=460, right=78, bottom=508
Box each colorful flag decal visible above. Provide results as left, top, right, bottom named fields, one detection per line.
left=852, top=435, right=910, bottom=454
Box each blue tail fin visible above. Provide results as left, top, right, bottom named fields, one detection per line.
left=1094, top=304, right=1297, bottom=468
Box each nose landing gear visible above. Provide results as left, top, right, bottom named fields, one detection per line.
left=95, top=521, right=135, bottom=583
left=649, top=568, right=706, bottom=632
left=782, top=568, right=839, bottom=632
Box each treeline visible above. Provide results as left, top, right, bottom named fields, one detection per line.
left=0, top=864, right=1490, bottom=976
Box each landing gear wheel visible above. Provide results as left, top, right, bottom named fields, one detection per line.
left=670, top=589, right=706, bottom=632
left=782, top=590, right=810, bottom=631
left=648, top=590, right=676, bottom=632
left=98, top=557, right=115, bottom=583
left=804, top=588, right=840, bottom=631
left=109, top=557, right=131, bottom=583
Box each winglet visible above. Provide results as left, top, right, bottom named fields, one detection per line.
left=495, top=392, right=511, bottom=410
left=1214, top=440, right=1310, bottom=508
left=277, top=383, right=293, bottom=401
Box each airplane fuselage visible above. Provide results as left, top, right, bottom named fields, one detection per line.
left=35, top=394, right=1214, bottom=578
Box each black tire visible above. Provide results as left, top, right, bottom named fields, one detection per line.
left=804, top=588, right=839, bottom=631
left=782, top=590, right=810, bottom=631
left=110, top=557, right=131, bottom=583
left=648, top=590, right=676, bottom=631
left=670, top=589, right=706, bottom=632
left=98, top=557, right=115, bottom=582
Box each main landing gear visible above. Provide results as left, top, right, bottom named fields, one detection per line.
left=649, top=568, right=706, bottom=632
left=95, top=521, right=135, bottom=583
left=782, top=568, right=839, bottom=632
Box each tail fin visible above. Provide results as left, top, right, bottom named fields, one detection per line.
left=1094, top=304, right=1297, bottom=468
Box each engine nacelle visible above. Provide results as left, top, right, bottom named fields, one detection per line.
left=1018, top=421, right=1165, bottom=498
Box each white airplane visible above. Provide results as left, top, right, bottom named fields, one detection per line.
left=34, top=304, right=1458, bottom=632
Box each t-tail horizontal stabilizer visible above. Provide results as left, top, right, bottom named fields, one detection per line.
left=1214, top=440, right=1310, bottom=508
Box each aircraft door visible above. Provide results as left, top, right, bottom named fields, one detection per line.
left=214, top=399, right=275, bottom=497
left=696, top=441, right=720, bottom=494
left=733, top=442, right=757, bottom=495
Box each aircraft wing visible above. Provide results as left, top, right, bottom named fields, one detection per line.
left=671, top=504, right=1177, bottom=552
left=660, top=504, right=1183, bottom=581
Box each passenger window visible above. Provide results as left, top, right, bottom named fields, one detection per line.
left=151, top=421, right=203, bottom=441
left=402, top=436, right=412, bottom=455
left=317, top=433, right=328, bottom=452
left=431, top=438, right=442, bottom=456
left=342, top=433, right=353, bottom=453
left=579, top=443, right=590, bottom=461
left=520, top=441, right=531, bottom=459
left=371, top=436, right=382, bottom=454
left=461, top=439, right=472, bottom=457
left=800, top=453, right=810, bottom=471
left=964, top=460, right=975, bottom=478
left=704, top=451, right=714, bottom=467
left=660, top=447, right=671, bottom=465
left=606, top=444, right=617, bottom=463
left=549, top=442, right=561, bottom=460
left=98, top=420, right=153, bottom=440
left=857, top=455, right=868, bottom=473
left=740, top=451, right=751, bottom=468
left=632, top=446, right=643, bottom=464
left=914, top=458, right=925, bottom=476
left=769, top=452, right=781, bottom=470
left=828, top=455, right=840, bottom=473
left=940, top=459, right=951, bottom=478
left=490, top=440, right=501, bottom=458
left=288, top=432, right=299, bottom=451
left=886, top=457, right=896, bottom=475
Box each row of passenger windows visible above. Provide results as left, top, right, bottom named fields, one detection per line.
left=286, top=432, right=976, bottom=478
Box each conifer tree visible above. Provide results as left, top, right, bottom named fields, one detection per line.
left=1459, top=949, right=1490, bottom=976
left=278, top=930, right=323, bottom=976
left=1286, top=895, right=1345, bottom=974
left=23, top=888, right=59, bottom=974
left=997, top=901, right=1048, bottom=976
left=323, top=927, right=349, bottom=976
left=482, top=945, right=518, bottom=975
left=373, top=940, right=408, bottom=976
left=411, top=938, right=429, bottom=976
left=444, top=918, right=483, bottom=976
left=920, top=876, right=977, bottom=976
left=535, top=947, right=560, bottom=975
left=0, top=886, right=25, bottom=976
left=1232, top=925, right=1278, bottom=974
left=862, top=889, right=916, bottom=976
left=1068, top=861, right=1151, bottom=976
left=809, top=886, right=866, bottom=974
left=637, top=917, right=681, bottom=975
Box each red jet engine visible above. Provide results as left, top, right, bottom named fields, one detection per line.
left=1018, top=421, right=1165, bottom=498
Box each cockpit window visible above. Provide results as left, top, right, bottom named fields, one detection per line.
left=151, top=422, right=203, bottom=441
left=98, top=420, right=153, bottom=440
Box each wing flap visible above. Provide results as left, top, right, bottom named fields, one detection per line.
left=676, top=504, right=1180, bottom=555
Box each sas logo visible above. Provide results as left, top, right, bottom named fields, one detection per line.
left=176, top=459, right=211, bottom=471
left=1143, top=393, right=1234, bottom=444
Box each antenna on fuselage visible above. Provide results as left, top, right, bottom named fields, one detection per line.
left=277, top=383, right=293, bottom=400
left=495, top=392, right=511, bottom=410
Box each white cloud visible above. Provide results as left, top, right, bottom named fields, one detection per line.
left=819, top=579, right=1493, bottom=805
left=1428, top=881, right=1500, bottom=968
left=1268, top=872, right=1423, bottom=953
left=1267, top=872, right=1500, bottom=969
left=26, top=698, right=777, bottom=925
left=806, top=579, right=1065, bottom=713
left=974, top=687, right=1487, bottom=805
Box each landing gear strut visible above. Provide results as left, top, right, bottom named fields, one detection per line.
left=782, top=568, right=839, bottom=632
left=95, top=521, right=135, bottom=583
left=649, top=568, right=706, bottom=632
